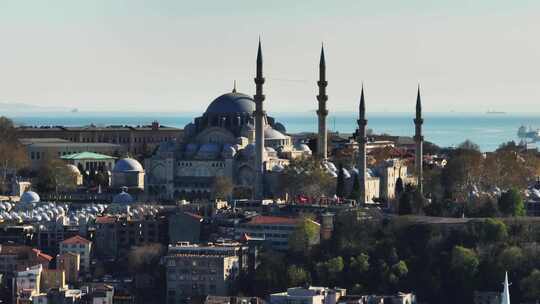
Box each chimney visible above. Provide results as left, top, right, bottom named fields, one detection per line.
left=151, top=121, right=160, bottom=131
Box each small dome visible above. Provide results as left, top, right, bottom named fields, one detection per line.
left=66, top=164, right=81, bottom=175
left=265, top=147, right=276, bottom=153
left=206, top=92, right=255, bottom=114
left=295, top=143, right=312, bottom=152
left=272, top=164, right=285, bottom=172
left=113, top=158, right=143, bottom=172
left=20, top=191, right=40, bottom=204
left=113, top=190, right=134, bottom=205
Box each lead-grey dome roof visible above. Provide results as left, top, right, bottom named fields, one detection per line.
left=112, top=190, right=134, bottom=205
left=113, top=158, right=144, bottom=172
left=205, top=92, right=255, bottom=114
left=20, top=191, right=40, bottom=204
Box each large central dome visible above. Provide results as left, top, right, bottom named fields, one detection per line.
left=205, top=92, right=255, bottom=114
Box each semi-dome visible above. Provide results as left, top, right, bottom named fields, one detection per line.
left=205, top=92, right=255, bottom=114
left=113, top=158, right=143, bottom=172
left=264, top=127, right=288, bottom=140
left=20, top=191, right=40, bottom=204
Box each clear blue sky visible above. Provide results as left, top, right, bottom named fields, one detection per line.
left=0, top=0, right=539, bottom=113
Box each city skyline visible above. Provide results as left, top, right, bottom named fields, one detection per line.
left=0, top=0, right=539, bottom=113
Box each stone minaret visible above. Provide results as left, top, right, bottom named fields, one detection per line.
left=316, top=45, right=328, bottom=160
left=253, top=40, right=266, bottom=199
left=357, top=86, right=367, bottom=204
left=414, top=85, right=424, bottom=195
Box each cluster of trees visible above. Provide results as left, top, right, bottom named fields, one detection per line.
left=0, top=117, right=28, bottom=193
left=242, top=213, right=540, bottom=303
left=425, top=140, right=540, bottom=203
left=280, top=157, right=335, bottom=198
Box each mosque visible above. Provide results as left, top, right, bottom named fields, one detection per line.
left=144, top=41, right=425, bottom=202
left=144, top=43, right=312, bottom=200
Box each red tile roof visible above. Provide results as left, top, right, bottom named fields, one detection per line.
left=0, top=245, right=32, bottom=256
left=95, top=216, right=117, bottom=224
left=61, top=235, right=91, bottom=245
left=33, top=249, right=53, bottom=262
left=246, top=216, right=300, bottom=226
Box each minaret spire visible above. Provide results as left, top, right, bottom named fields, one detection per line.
left=502, top=272, right=511, bottom=304
left=414, top=84, right=424, bottom=195
left=316, top=43, right=329, bottom=160
left=357, top=84, right=367, bottom=204
left=253, top=38, right=266, bottom=199
left=232, top=80, right=237, bottom=93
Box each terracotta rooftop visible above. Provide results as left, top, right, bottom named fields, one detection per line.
left=61, top=235, right=91, bottom=245
left=32, top=249, right=53, bottom=262
left=95, top=216, right=117, bottom=224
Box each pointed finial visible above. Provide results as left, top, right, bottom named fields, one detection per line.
left=360, top=83, right=365, bottom=117
left=257, top=37, right=263, bottom=64
left=320, top=43, right=326, bottom=67
left=232, top=80, right=237, bottom=93
left=416, top=83, right=422, bottom=115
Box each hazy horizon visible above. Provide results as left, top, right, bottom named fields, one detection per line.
left=1, top=0, right=539, bottom=113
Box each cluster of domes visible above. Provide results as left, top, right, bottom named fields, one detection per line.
left=2, top=198, right=105, bottom=225
left=322, top=162, right=374, bottom=179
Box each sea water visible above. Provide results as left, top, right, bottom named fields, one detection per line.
left=9, top=112, right=540, bottom=152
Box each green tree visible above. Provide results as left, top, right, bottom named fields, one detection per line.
left=480, top=218, right=508, bottom=243
left=0, top=117, right=29, bottom=191
left=35, top=158, right=77, bottom=193
left=316, top=256, right=344, bottom=286
left=498, top=188, right=525, bottom=216
left=281, top=157, right=334, bottom=198
left=521, top=269, right=540, bottom=301
left=350, top=253, right=370, bottom=275
left=498, top=246, right=524, bottom=273
left=287, top=265, right=311, bottom=287
left=451, top=246, right=479, bottom=280
left=289, top=216, right=320, bottom=257
left=253, top=251, right=287, bottom=296
left=388, top=260, right=409, bottom=285
left=441, top=143, right=483, bottom=200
